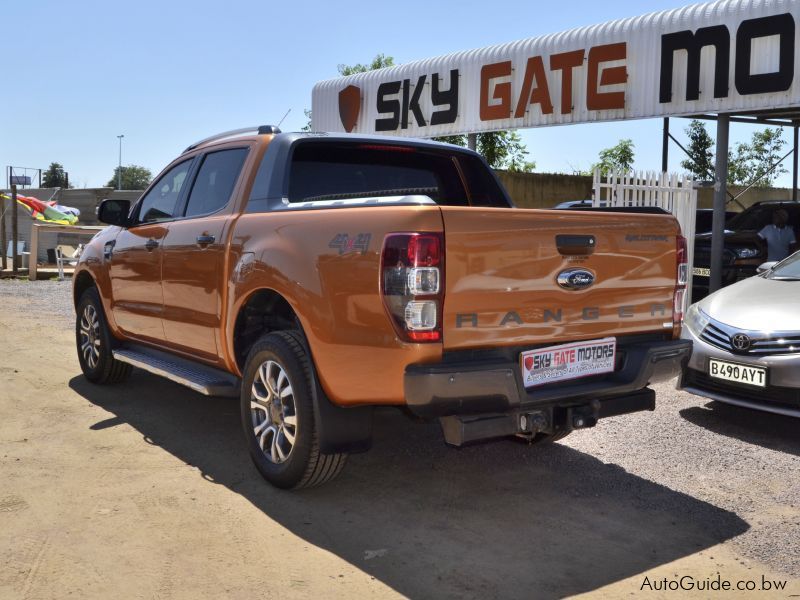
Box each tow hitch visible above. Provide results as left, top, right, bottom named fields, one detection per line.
left=436, top=388, right=657, bottom=447
left=439, top=401, right=602, bottom=447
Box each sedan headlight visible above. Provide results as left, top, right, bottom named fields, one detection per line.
left=733, top=247, right=760, bottom=259
left=684, top=303, right=710, bottom=335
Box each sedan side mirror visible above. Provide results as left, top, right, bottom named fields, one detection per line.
left=756, top=261, right=777, bottom=274
left=97, top=199, right=131, bottom=227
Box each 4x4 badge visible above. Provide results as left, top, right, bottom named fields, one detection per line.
left=329, top=233, right=371, bottom=255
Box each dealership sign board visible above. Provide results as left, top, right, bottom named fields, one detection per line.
left=312, top=0, right=799, bottom=136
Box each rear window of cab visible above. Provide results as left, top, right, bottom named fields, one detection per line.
left=248, top=141, right=510, bottom=210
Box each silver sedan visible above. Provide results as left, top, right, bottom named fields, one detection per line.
left=679, top=250, right=800, bottom=417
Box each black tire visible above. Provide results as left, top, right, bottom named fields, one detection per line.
left=240, top=330, right=347, bottom=489
left=75, top=287, right=132, bottom=384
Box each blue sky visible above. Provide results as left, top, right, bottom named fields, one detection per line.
left=2, top=0, right=795, bottom=189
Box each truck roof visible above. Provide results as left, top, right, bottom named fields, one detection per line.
left=185, top=125, right=476, bottom=155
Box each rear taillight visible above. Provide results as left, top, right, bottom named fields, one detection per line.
left=676, top=234, right=688, bottom=287
left=674, top=235, right=688, bottom=328
left=381, top=233, right=444, bottom=343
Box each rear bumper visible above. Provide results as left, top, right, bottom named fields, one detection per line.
left=404, top=339, right=692, bottom=418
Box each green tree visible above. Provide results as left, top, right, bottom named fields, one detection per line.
left=337, top=53, right=395, bottom=76
left=435, top=131, right=535, bottom=171
left=727, top=127, right=787, bottom=187
left=41, top=162, right=70, bottom=188
left=592, top=139, right=635, bottom=176
left=681, top=120, right=715, bottom=180
left=498, top=131, right=536, bottom=172
left=301, top=108, right=313, bottom=132
left=107, top=165, right=152, bottom=190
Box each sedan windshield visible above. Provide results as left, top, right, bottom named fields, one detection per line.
left=768, top=251, right=800, bottom=280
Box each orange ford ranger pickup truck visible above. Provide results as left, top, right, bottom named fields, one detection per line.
left=74, top=126, right=691, bottom=489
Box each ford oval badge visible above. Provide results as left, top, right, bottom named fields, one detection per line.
left=557, top=268, right=595, bottom=290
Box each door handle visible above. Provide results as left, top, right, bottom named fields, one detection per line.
left=145, top=239, right=159, bottom=251
left=555, top=234, right=595, bottom=256
left=196, top=234, right=215, bottom=247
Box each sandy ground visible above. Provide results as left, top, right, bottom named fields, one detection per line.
left=0, top=282, right=798, bottom=599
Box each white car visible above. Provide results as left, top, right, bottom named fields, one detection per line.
left=679, top=251, right=800, bottom=417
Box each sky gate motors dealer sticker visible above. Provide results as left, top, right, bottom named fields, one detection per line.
left=521, top=337, right=616, bottom=388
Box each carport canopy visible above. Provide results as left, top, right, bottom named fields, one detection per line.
left=311, top=0, right=800, bottom=293
left=662, top=108, right=800, bottom=293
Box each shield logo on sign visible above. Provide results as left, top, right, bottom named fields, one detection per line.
left=338, top=85, right=361, bottom=133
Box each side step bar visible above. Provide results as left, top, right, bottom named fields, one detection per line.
left=113, top=345, right=240, bottom=397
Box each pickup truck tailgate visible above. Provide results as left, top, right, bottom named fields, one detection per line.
left=441, top=206, right=680, bottom=350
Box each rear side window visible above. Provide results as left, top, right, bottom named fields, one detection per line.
left=730, top=207, right=771, bottom=231
left=137, top=159, right=193, bottom=223
left=457, top=154, right=512, bottom=207
left=731, top=206, right=800, bottom=231
left=788, top=207, right=800, bottom=227
left=288, top=143, right=468, bottom=205
left=184, top=148, right=248, bottom=217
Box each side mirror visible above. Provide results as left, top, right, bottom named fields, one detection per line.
left=756, top=261, right=777, bottom=274
left=97, top=199, right=131, bottom=227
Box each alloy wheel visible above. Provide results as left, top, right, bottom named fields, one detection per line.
left=79, top=304, right=101, bottom=369
left=250, top=360, right=298, bottom=464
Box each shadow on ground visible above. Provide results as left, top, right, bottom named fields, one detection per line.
left=680, top=400, right=800, bottom=457
left=71, top=373, right=748, bottom=600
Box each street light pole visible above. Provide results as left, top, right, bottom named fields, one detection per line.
left=117, top=134, right=124, bottom=190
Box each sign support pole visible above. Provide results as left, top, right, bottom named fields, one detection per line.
left=793, top=125, right=798, bottom=203
left=0, top=190, right=6, bottom=271
left=710, top=114, right=729, bottom=294
left=467, top=133, right=477, bottom=151
left=11, top=185, right=18, bottom=275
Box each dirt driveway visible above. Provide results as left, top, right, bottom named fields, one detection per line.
left=0, top=281, right=797, bottom=599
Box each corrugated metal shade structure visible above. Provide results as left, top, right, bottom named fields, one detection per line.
left=313, top=0, right=800, bottom=294
left=313, top=0, right=800, bottom=137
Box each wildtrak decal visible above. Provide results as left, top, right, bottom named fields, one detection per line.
left=626, top=234, right=669, bottom=242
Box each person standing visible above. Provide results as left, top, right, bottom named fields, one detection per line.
left=758, top=208, right=797, bottom=262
